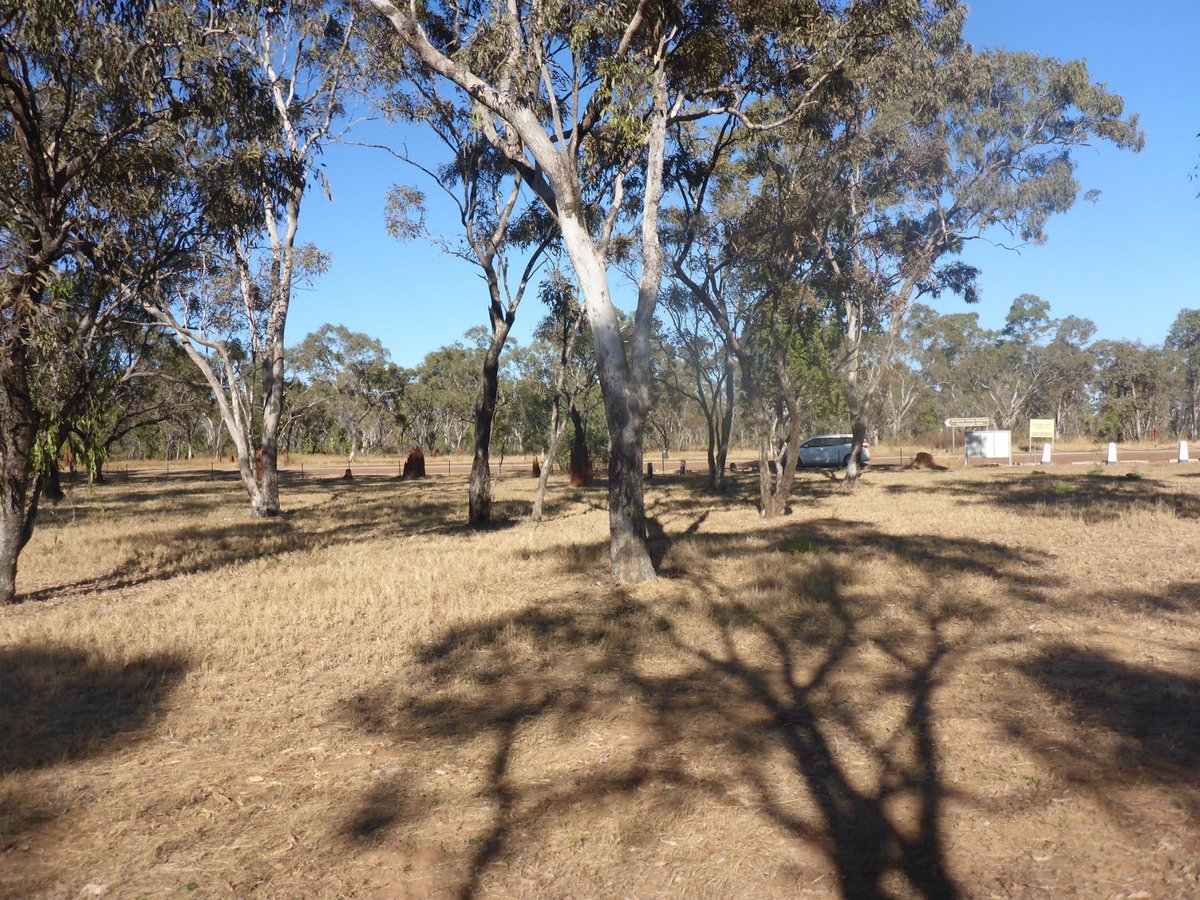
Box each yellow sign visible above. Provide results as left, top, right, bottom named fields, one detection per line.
left=1029, top=418, right=1056, bottom=440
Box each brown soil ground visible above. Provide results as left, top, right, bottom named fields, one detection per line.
left=2, top=464, right=1198, bottom=898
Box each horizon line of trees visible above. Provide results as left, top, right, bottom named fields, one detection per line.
left=106, top=297, right=1200, bottom=469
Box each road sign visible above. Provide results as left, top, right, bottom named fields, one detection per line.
left=944, top=417, right=991, bottom=428
left=1029, top=418, right=1055, bottom=440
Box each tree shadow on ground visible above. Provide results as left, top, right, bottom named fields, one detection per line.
left=0, top=644, right=187, bottom=848
left=20, top=475, right=524, bottom=603
left=882, top=473, right=1200, bottom=522
left=643, top=468, right=850, bottom=519
left=38, top=471, right=244, bottom=526
left=1009, top=642, right=1200, bottom=825
left=1085, top=580, right=1200, bottom=616
left=335, top=523, right=1046, bottom=899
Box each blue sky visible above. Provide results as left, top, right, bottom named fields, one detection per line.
left=293, top=1, right=1200, bottom=367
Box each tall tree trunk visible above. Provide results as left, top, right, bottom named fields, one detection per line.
left=258, top=335, right=284, bottom=515
left=532, top=405, right=566, bottom=521
left=605, top=410, right=650, bottom=583
left=713, top=354, right=735, bottom=493
left=568, top=405, right=590, bottom=485
left=705, top=415, right=717, bottom=484
left=532, top=308, right=585, bottom=522
left=560, top=214, right=655, bottom=583
left=0, top=345, right=38, bottom=604
left=469, top=323, right=510, bottom=526
left=844, top=418, right=868, bottom=483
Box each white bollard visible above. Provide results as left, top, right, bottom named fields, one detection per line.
left=1107, top=442, right=1118, bottom=464
left=1040, top=443, right=1052, bottom=465
left=1180, top=441, right=1190, bottom=463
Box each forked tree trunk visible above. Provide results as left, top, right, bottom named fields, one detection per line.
left=364, top=0, right=663, bottom=582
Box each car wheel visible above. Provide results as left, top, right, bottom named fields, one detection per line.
left=842, top=454, right=851, bottom=468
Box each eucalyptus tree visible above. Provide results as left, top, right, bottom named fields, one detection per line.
left=408, top=340, right=485, bottom=453
left=1166, top=309, right=1200, bottom=441
left=957, top=295, right=1061, bottom=431
left=291, top=324, right=408, bottom=460
left=813, top=28, right=1143, bottom=482
left=362, top=0, right=921, bottom=581
left=33, top=298, right=206, bottom=486
left=657, top=288, right=735, bottom=489
left=0, top=0, right=249, bottom=603
left=665, top=114, right=851, bottom=515
left=1030, top=313, right=1097, bottom=439
left=652, top=291, right=737, bottom=486
left=141, top=0, right=366, bottom=516
left=379, top=63, right=556, bottom=523
left=1091, top=340, right=1170, bottom=442
left=527, top=272, right=596, bottom=519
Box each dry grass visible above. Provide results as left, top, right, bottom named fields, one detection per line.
left=3, top=463, right=1199, bottom=898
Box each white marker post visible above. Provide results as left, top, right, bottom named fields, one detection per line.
left=1107, top=442, right=1118, bottom=465
left=1180, top=441, right=1190, bottom=463
left=1041, top=443, right=1052, bottom=465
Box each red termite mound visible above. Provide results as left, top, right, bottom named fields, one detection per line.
left=402, top=446, right=426, bottom=478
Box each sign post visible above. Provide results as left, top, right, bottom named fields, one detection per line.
left=944, top=417, right=991, bottom=453
left=1028, top=418, right=1055, bottom=454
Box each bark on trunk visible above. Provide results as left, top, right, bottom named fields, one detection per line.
left=532, top=309, right=584, bottom=521
left=713, top=355, right=735, bottom=493
left=568, top=406, right=591, bottom=487
left=749, top=388, right=781, bottom=516
left=469, top=325, right=508, bottom=526
left=559, top=214, right=655, bottom=583
left=844, top=418, right=868, bottom=484
left=606, top=427, right=652, bottom=584
left=532, top=407, right=566, bottom=521
left=0, top=347, right=38, bottom=604
left=705, top=425, right=717, bottom=485
left=0, top=467, right=39, bottom=605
